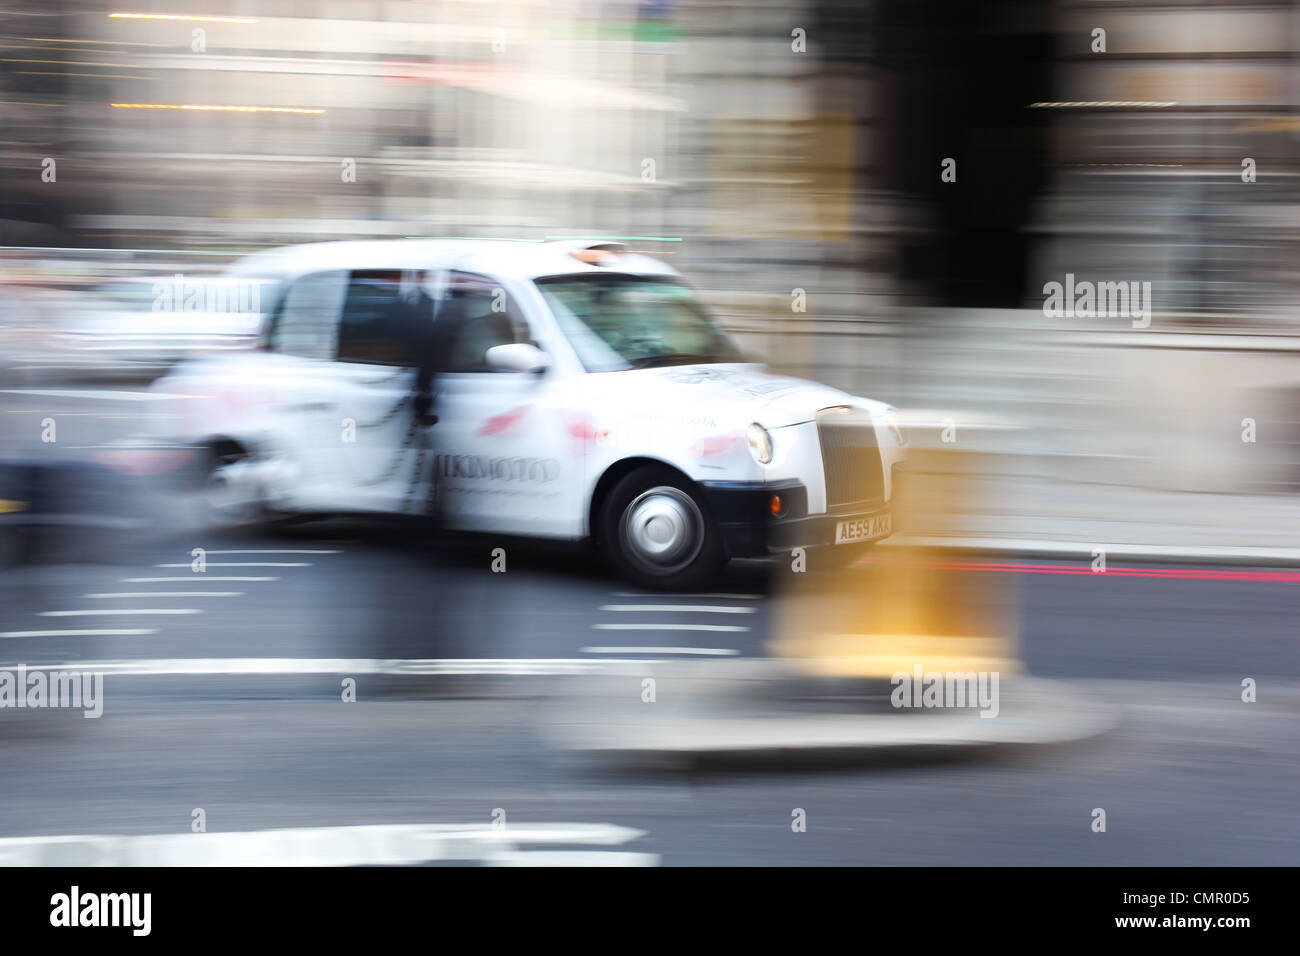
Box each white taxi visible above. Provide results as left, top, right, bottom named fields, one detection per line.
left=151, top=239, right=904, bottom=588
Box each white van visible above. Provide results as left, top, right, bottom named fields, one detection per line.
left=151, top=239, right=904, bottom=587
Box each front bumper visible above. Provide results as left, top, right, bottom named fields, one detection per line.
left=699, top=480, right=892, bottom=558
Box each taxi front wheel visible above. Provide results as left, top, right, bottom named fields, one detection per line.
left=601, top=466, right=725, bottom=591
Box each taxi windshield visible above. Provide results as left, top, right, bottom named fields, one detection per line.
left=535, top=273, right=742, bottom=372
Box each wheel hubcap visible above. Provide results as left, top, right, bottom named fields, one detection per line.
left=620, top=486, right=704, bottom=574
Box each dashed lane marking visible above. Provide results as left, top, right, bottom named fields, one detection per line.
left=202, top=550, right=340, bottom=555
left=83, top=592, right=244, bottom=598
left=610, top=592, right=761, bottom=600
left=591, top=623, right=749, bottom=633
left=123, top=576, right=278, bottom=582
left=599, top=604, right=755, bottom=614
left=0, top=657, right=670, bottom=675
left=154, top=562, right=310, bottom=568
left=39, top=609, right=201, bottom=617
left=581, top=646, right=740, bottom=656
left=0, top=388, right=194, bottom=401
left=1, top=629, right=159, bottom=638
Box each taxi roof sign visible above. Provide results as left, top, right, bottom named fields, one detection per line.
left=555, top=239, right=628, bottom=266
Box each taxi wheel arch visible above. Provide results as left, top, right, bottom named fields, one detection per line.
left=194, top=437, right=249, bottom=487
left=595, top=461, right=725, bottom=590
left=589, top=457, right=658, bottom=539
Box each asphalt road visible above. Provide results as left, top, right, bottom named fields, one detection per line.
left=0, top=381, right=1297, bottom=865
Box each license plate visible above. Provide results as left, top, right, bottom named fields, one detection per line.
left=835, top=512, right=892, bottom=544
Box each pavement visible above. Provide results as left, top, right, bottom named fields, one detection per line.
left=547, top=668, right=1117, bottom=766
left=887, top=474, right=1300, bottom=563
left=763, top=308, right=1300, bottom=562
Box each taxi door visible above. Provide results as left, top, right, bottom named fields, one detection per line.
left=431, top=273, right=572, bottom=535
left=327, top=269, right=438, bottom=514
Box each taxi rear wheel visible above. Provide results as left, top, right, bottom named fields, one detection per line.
left=198, top=446, right=264, bottom=529
left=601, top=466, right=724, bottom=590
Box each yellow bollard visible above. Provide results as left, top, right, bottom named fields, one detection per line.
left=769, top=431, right=1022, bottom=679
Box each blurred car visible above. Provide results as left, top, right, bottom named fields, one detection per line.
left=0, top=459, right=152, bottom=566
left=0, top=283, right=97, bottom=377
left=150, top=239, right=905, bottom=587
left=44, top=276, right=275, bottom=378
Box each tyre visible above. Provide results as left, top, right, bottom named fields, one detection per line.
left=600, top=465, right=725, bottom=590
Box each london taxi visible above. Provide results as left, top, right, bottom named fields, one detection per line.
left=149, top=239, right=904, bottom=588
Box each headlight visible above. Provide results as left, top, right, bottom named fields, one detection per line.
left=746, top=423, right=773, bottom=464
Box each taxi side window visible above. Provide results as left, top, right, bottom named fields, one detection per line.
left=435, top=273, right=532, bottom=372
left=266, top=270, right=347, bottom=360
left=336, top=270, right=417, bottom=365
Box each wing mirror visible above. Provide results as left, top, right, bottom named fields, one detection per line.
left=485, top=343, right=549, bottom=374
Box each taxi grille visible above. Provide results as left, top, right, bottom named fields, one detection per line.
left=816, top=412, right=885, bottom=510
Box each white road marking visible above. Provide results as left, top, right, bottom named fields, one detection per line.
left=591, top=623, right=750, bottom=632
left=0, top=629, right=159, bottom=638
left=155, top=562, right=309, bottom=568
left=0, top=823, right=654, bottom=867
left=202, top=550, right=340, bottom=555
left=0, top=388, right=187, bottom=401
left=39, top=609, right=201, bottom=617
left=1, top=409, right=178, bottom=417
left=581, top=646, right=740, bottom=656
left=7, top=367, right=128, bottom=374
left=123, top=576, right=278, bottom=582
left=83, top=592, right=243, bottom=598
left=600, top=604, right=755, bottom=614
left=489, top=851, right=657, bottom=867
left=0, top=657, right=669, bottom=675
left=611, top=592, right=760, bottom=600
